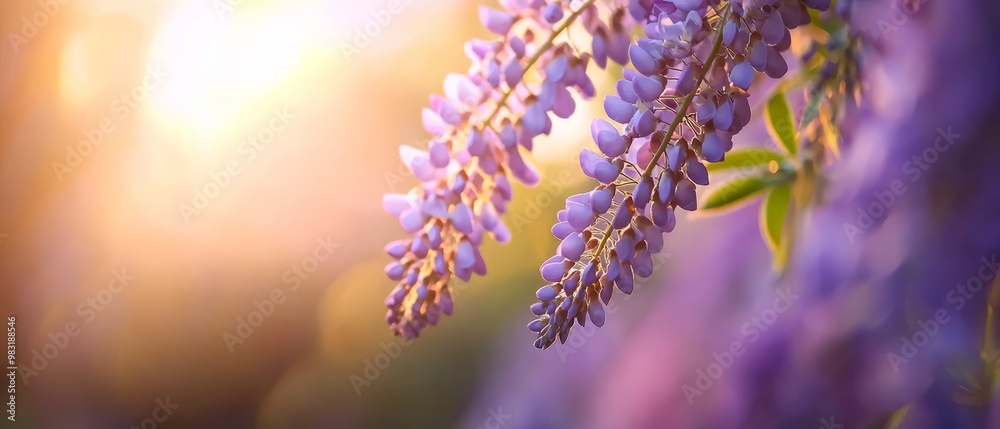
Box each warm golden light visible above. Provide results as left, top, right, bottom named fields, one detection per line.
left=147, top=2, right=311, bottom=145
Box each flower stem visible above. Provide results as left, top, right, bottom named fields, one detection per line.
left=642, top=9, right=730, bottom=178
left=591, top=8, right=732, bottom=262
left=485, top=0, right=598, bottom=125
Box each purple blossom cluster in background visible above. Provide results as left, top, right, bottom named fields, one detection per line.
left=381, top=0, right=641, bottom=338
left=530, top=0, right=830, bottom=348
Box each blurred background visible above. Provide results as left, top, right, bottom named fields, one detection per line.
left=0, top=0, right=610, bottom=427
left=2, top=0, right=1000, bottom=428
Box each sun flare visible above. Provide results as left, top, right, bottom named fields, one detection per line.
left=147, top=2, right=311, bottom=145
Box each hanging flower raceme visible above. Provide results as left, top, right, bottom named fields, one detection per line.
left=528, top=0, right=831, bottom=349
left=382, top=0, right=639, bottom=338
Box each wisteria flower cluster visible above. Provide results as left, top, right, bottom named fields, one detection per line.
left=382, top=0, right=831, bottom=345
left=381, top=0, right=639, bottom=339
left=528, top=0, right=829, bottom=348
left=528, top=0, right=831, bottom=349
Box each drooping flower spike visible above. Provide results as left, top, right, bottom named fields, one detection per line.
left=382, top=0, right=640, bottom=338
left=528, top=0, right=831, bottom=349
left=381, top=0, right=831, bottom=343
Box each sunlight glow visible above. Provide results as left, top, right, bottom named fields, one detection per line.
left=59, top=35, right=98, bottom=108
left=147, top=2, right=312, bottom=145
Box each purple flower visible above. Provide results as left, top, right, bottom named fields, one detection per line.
left=528, top=0, right=829, bottom=349
left=383, top=0, right=636, bottom=339
left=383, top=0, right=828, bottom=345
left=479, top=7, right=514, bottom=35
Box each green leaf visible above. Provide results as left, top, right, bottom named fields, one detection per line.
left=866, top=404, right=911, bottom=429
left=944, top=360, right=980, bottom=389
left=765, top=91, right=798, bottom=156
left=986, top=278, right=1000, bottom=363
left=800, top=92, right=823, bottom=128
left=702, top=176, right=773, bottom=212
left=760, top=182, right=792, bottom=251
left=706, top=148, right=786, bottom=172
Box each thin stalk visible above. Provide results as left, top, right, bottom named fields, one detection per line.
left=485, top=0, right=598, bottom=125
left=591, top=8, right=732, bottom=260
